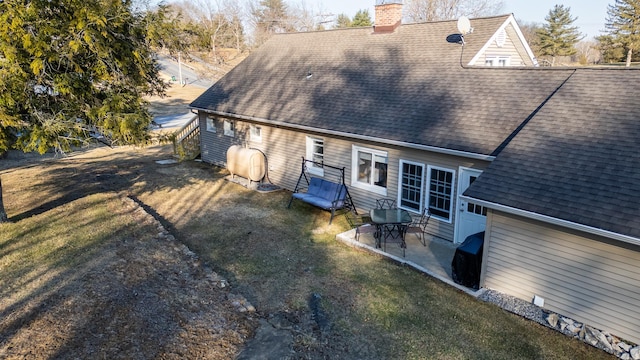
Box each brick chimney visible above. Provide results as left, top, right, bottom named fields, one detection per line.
left=374, top=0, right=403, bottom=33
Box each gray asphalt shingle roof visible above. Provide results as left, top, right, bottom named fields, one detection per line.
left=465, top=69, right=640, bottom=239
left=191, top=16, right=572, bottom=156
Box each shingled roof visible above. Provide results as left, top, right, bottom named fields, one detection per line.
left=191, top=15, right=571, bottom=157
left=464, top=69, right=640, bottom=241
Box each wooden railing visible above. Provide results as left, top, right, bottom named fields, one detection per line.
left=173, top=115, right=200, bottom=160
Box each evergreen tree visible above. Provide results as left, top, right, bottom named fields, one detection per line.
left=334, top=13, right=352, bottom=29
left=351, top=9, right=372, bottom=27
left=603, top=0, right=640, bottom=66
left=334, top=9, right=372, bottom=29
left=536, top=5, right=583, bottom=66
left=596, top=33, right=628, bottom=63
left=0, top=0, right=166, bottom=221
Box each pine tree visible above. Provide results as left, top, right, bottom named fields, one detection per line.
left=351, top=9, right=372, bottom=27
left=536, top=5, right=583, bottom=66
left=334, top=14, right=352, bottom=29
left=0, top=0, right=166, bottom=222
left=604, top=0, right=640, bottom=67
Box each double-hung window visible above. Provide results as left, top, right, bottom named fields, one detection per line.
left=223, top=120, right=235, bottom=137
left=399, top=160, right=424, bottom=212
left=250, top=124, right=262, bottom=142
left=351, top=145, right=388, bottom=195
left=427, top=165, right=455, bottom=222
left=206, top=116, right=217, bottom=133
left=306, top=136, right=324, bottom=176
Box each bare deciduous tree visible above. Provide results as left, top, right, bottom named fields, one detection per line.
left=574, top=40, right=602, bottom=65
left=404, top=0, right=504, bottom=23
left=175, top=0, right=246, bottom=61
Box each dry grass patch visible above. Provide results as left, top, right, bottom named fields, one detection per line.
left=0, top=144, right=615, bottom=359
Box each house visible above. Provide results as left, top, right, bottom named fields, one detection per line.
left=189, top=5, right=551, bottom=245
left=188, top=1, right=640, bottom=345
left=463, top=69, right=640, bottom=344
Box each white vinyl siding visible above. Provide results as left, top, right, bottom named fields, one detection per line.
left=483, top=210, right=640, bottom=344
left=198, top=110, right=490, bottom=241
left=469, top=22, right=534, bottom=67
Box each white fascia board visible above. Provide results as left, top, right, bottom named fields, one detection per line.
left=460, top=195, right=640, bottom=247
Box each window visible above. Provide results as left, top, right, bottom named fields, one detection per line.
left=399, top=160, right=424, bottom=212
left=485, top=56, right=510, bottom=67
left=250, top=124, right=262, bottom=142
left=351, top=146, right=388, bottom=195
left=427, top=166, right=455, bottom=222
left=306, top=136, right=324, bottom=176
left=206, top=116, right=216, bottom=133
left=223, top=120, right=235, bottom=137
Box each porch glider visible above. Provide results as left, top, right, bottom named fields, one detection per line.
left=287, top=157, right=356, bottom=224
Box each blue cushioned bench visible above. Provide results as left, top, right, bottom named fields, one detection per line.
left=290, top=177, right=347, bottom=224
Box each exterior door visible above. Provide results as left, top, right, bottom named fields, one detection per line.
left=454, top=168, right=487, bottom=244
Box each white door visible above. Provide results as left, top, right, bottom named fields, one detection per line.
left=454, top=168, right=487, bottom=244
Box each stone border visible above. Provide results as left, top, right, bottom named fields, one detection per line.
left=121, top=195, right=256, bottom=315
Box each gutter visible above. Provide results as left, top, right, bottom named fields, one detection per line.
left=190, top=107, right=496, bottom=162
left=460, top=195, right=640, bottom=247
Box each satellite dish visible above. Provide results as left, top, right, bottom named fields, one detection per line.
left=457, top=16, right=471, bottom=35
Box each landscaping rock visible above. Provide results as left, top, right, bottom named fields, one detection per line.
left=236, top=319, right=293, bottom=360
left=547, top=313, right=559, bottom=328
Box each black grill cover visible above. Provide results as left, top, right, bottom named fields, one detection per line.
left=451, top=231, right=485, bottom=290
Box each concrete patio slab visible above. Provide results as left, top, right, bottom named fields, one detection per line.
left=336, top=228, right=484, bottom=297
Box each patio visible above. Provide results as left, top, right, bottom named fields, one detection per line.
left=336, top=226, right=483, bottom=297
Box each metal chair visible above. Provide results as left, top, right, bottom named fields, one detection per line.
left=405, top=207, right=431, bottom=246
left=344, top=209, right=376, bottom=242
left=375, top=198, right=396, bottom=209
left=381, top=223, right=407, bottom=257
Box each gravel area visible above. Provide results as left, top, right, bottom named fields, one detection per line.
left=478, top=289, right=548, bottom=326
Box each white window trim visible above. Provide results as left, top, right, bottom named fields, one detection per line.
left=397, top=159, right=424, bottom=214
left=351, top=145, right=387, bottom=196
left=250, top=124, right=262, bottom=143
left=426, top=165, right=456, bottom=224
left=306, top=136, right=324, bottom=177
left=223, top=120, right=235, bottom=137
left=206, top=116, right=217, bottom=133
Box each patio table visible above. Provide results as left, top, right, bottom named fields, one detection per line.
left=369, top=208, right=413, bottom=256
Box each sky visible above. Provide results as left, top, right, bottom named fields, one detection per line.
left=314, top=0, right=611, bottom=40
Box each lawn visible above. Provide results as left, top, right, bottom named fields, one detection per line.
left=0, top=144, right=614, bottom=359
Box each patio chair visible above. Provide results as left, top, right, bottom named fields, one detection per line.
left=381, top=223, right=407, bottom=257
left=344, top=209, right=376, bottom=242
left=375, top=198, right=396, bottom=209
left=405, top=207, right=431, bottom=246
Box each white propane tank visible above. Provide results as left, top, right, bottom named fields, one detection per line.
left=226, top=145, right=266, bottom=182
